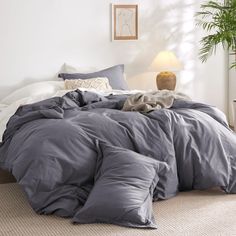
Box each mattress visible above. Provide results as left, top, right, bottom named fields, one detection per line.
left=0, top=183, right=235, bottom=236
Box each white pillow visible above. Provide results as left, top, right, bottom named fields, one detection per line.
left=64, top=77, right=112, bottom=91
left=1, top=81, right=65, bottom=105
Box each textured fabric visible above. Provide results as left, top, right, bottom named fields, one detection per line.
left=64, top=77, right=112, bottom=91
left=58, top=64, right=128, bottom=90
left=122, top=90, right=190, bottom=112
left=0, top=183, right=235, bottom=236
left=73, top=143, right=167, bottom=228
left=0, top=90, right=236, bottom=224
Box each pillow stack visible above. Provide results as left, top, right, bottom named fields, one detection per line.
left=59, top=64, right=128, bottom=91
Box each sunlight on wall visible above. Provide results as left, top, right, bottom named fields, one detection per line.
left=127, top=0, right=227, bottom=113
left=176, top=1, right=196, bottom=94
left=128, top=0, right=198, bottom=95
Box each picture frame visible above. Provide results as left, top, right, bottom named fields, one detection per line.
left=112, top=4, right=138, bottom=40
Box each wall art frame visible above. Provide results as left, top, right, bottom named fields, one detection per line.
left=112, top=4, right=138, bottom=40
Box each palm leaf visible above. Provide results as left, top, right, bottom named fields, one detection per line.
left=196, top=0, right=236, bottom=69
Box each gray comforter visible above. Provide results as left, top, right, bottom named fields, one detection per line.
left=0, top=90, right=235, bottom=227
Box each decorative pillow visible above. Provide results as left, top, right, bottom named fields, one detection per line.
left=72, top=143, right=168, bottom=229
left=59, top=64, right=128, bottom=90
left=64, top=77, right=112, bottom=91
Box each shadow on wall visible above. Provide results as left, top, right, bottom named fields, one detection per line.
left=125, top=0, right=200, bottom=97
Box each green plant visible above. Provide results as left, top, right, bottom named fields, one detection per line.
left=196, top=0, right=236, bottom=69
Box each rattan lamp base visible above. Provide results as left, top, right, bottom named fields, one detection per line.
left=156, top=72, right=176, bottom=90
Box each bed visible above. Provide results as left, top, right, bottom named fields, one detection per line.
left=0, top=64, right=236, bottom=233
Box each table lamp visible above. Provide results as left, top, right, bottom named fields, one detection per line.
left=150, top=51, right=182, bottom=90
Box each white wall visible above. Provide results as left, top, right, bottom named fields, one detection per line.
left=229, top=55, right=236, bottom=125
left=0, top=0, right=228, bottom=114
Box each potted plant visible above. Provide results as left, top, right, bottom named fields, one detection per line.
left=196, top=0, right=236, bottom=128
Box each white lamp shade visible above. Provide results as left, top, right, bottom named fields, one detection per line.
left=150, top=51, right=182, bottom=72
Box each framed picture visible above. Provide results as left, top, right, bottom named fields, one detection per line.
left=113, top=4, right=138, bottom=40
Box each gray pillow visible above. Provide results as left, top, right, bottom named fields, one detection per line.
left=72, top=143, right=168, bottom=229
left=58, top=64, right=128, bottom=90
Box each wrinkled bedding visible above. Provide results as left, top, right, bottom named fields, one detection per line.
left=0, top=90, right=236, bottom=228
left=122, top=90, right=190, bottom=112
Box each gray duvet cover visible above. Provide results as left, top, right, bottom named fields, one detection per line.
left=0, top=90, right=235, bottom=227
